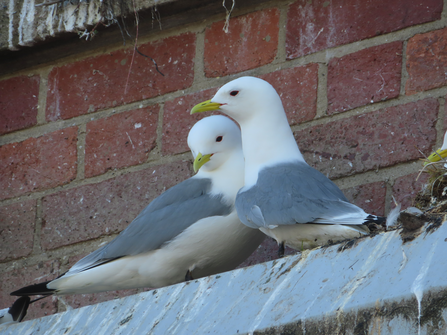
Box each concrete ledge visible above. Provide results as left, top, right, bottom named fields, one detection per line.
left=1, top=220, right=446, bottom=334
left=2, top=0, right=170, bottom=51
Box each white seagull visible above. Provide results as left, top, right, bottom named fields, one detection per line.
left=192, top=76, right=385, bottom=256
left=10, top=115, right=265, bottom=300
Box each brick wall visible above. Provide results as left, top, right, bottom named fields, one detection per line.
left=0, top=0, right=445, bottom=320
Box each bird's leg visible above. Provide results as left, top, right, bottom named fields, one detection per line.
left=185, top=270, right=194, bottom=281
left=278, top=242, right=285, bottom=258
left=57, top=296, right=73, bottom=312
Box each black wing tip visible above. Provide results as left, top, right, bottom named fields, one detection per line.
left=9, top=296, right=31, bottom=322
left=364, top=215, right=387, bottom=226
left=11, top=281, right=55, bottom=297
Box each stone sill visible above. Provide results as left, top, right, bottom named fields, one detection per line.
left=1, top=220, right=446, bottom=334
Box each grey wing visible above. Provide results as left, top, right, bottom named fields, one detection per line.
left=236, top=161, right=367, bottom=228
left=67, top=177, right=232, bottom=274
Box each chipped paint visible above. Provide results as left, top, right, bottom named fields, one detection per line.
left=8, top=0, right=16, bottom=50
left=2, top=221, right=447, bottom=334
left=3, top=0, right=171, bottom=51
left=6, top=1, right=99, bottom=50
left=412, top=238, right=439, bottom=335
left=18, top=0, right=35, bottom=46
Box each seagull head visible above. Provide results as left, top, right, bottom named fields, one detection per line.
left=187, top=115, right=242, bottom=173
left=191, top=76, right=284, bottom=124
left=190, top=77, right=304, bottom=173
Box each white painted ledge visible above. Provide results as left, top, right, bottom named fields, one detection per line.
left=2, top=0, right=171, bottom=51
left=1, top=220, right=446, bottom=334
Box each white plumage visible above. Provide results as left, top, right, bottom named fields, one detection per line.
left=192, top=77, right=385, bottom=254
left=12, top=115, right=264, bottom=296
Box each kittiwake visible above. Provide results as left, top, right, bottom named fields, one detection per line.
left=10, top=115, right=265, bottom=302
left=191, top=76, right=385, bottom=256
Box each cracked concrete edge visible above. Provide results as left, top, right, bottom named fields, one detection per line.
left=0, top=0, right=174, bottom=52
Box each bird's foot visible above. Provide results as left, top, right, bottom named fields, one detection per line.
left=185, top=270, right=194, bottom=281
left=277, top=242, right=285, bottom=258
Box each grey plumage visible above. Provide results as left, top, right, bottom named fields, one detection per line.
left=10, top=115, right=264, bottom=297
left=191, top=77, right=385, bottom=253
left=237, top=161, right=367, bottom=229
left=68, top=178, right=232, bottom=275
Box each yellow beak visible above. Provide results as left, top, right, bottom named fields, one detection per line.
left=193, top=152, right=213, bottom=173
left=427, top=149, right=447, bottom=163
left=191, top=100, right=221, bottom=114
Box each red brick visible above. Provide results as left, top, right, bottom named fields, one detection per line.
left=46, top=33, right=195, bottom=121
left=0, top=127, right=78, bottom=200
left=85, top=107, right=158, bottom=178
left=286, top=0, right=443, bottom=59
left=162, top=88, right=221, bottom=155
left=0, top=260, right=59, bottom=321
left=204, top=8, right=279, bottom=77
left=328, top=42, right=402, bottom=114
left=0, top=200, right=36, bottom=261
left=41, top=161, right=192, bottom=249
left=0, top=75, right=39, bottom=135
left=261, top=64, right=318, bottom=126
left=343, top=182, right=386, bottom=216
left=297, top=98, right=438, bottom=179
left=406, top=27, right=447, bottom=95
left=392, top=172, right=429, bottom=210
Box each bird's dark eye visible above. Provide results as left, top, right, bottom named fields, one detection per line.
left=230, top=91, right=239, bottom=96
left=216, top=136, right=223, bottom=142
